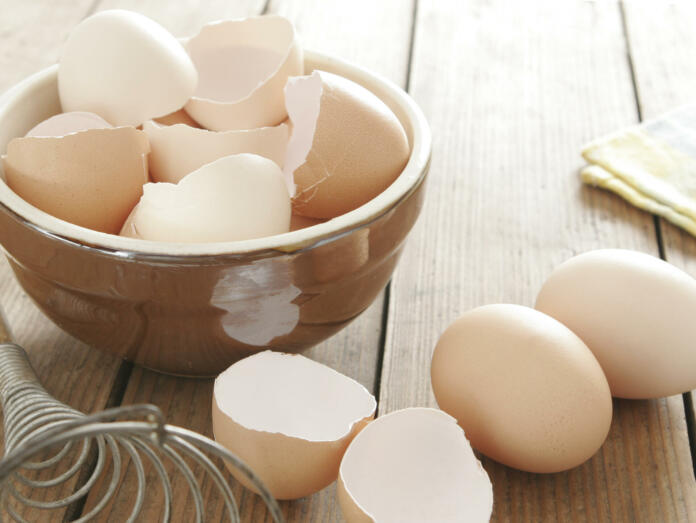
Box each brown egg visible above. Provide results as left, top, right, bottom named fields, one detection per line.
left=2, top=115, right=149, bottom=234
left=431, top=304, right=612, bottom=473
left=212, top=351, right=376, bottom=500
left=284, top=70, right=410, bottom=219
left=337, top=408, right=493, bottom=522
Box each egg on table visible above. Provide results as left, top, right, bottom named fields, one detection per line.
left=536, top=249, right=696, bottom=399
left=431, top=304, right=612, bottom=473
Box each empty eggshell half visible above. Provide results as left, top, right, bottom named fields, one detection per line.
left=121, top=153, right=290, bottom=242
left=431, top=304, right=612, bottom=474
left=284, top=70, right=410, bottom=219
left=212, top=351, right=376, bottom=500
left=185, top=15, right=302, bottom=131
left=337, top=408, right=493, bottom=523
left=59, top=9, right=198, bottom=126
left=25, top=111, right=111, bottom=137
left=142, top=120, right=289, bottom=185
left=3, top=125, right=149, bottom=234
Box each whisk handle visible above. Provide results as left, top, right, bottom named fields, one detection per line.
left=0, top=343, right=44, bottom=407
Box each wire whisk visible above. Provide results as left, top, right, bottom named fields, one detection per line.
left=0, top=320, right=283, bottom=522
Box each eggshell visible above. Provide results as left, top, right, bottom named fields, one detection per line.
left=153, top=108, right=201, bottom=128
left=535, top=249, right=696, bottom=398
left=431, top=304, right=612, bottom=473
left=284, top=70, right=410, bottom=219
left=2, top=126, right=149, bottom=234
left=212, top=351, right=376, bottom=500
left=142, top=120, right=289, bottom=184
left=120, top=154, right=290, bottom=242
left=25, top=111, right=111, bottom=137
left=58, top=9, right=197, bottom=126
left=185, top=15, right=302, bottom=131
left=337, top=408, right=493, bottom=523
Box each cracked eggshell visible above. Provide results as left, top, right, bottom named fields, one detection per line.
left=2, top=118, right=149, bottom=234
left=535, top=249, right=696, bottom=399
left=337, top=408, right=493, bottom=523
left=212, top=351, right=376, bottom=500
left=284, top=70, right=410, bottom=219
left=59, top=9, right=197, bottom=127
left=142, top=120, right=289, bottom=184
left=431, top=304, right=612, bottom=473
left=25, top=111, right=111, bottom=137
left=185, top=15, right=302, bottom=131
left=120, top=153, right=290, bottom=242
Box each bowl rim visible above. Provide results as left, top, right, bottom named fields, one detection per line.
left=0, top=49, right=431, bottom=261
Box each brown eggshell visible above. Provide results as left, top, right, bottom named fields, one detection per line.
left=431, top=304, right=612, bottom=473
left=2, top=126, right=149, bottom=234
left=337, top=408, right=493, bottom=522
left=142, top=120, right=289, bottom=184
left=212, top=351, right=376, bottom=500
left=185, top=15, right=303, bottom=131
left=284, top=70, right=410, bottom=219
left=289, top=213, right=325, bottom=231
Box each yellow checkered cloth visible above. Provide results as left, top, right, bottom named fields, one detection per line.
left=582, top=105, right=696, bottom=235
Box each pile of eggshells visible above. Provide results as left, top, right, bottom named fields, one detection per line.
left=212, top=248, right=696, bottom=522
left=1, top=10, right=410, bottom=242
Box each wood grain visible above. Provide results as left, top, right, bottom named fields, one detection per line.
left=0, top=2, right=126, bottom=521
left=78, top=0, right=415, bottom=521
left=379, top=0, right=696, bottom=521
left=621, top=0, right=696, bottom=463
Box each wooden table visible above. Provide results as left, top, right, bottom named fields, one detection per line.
left=1, top=0, right=695, bottom=521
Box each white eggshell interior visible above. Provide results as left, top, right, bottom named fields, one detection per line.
left=283, top=71, right=323, bottom=196
left=214, top=351, right=376, bottom=441
left=25, top=111, right=111, bottom=137
left=340, top=408, right=493, bottom=523
left=188, top=16, right=295, bottom=104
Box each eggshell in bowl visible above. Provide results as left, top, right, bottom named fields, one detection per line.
left=25, top=111, right=111, bottom=137
left=58, top=9, right=197, bottom=127
left=142, top=120, right=288, bottom=184
left=153, top=108, right=201, bottom=128
left=431, top=304, right=612, bottom=473
left=212, top=351, right=376, bottom=500
left=535, top=248, right=696, bottom=398
left=121, top=153, right=290, bottom=242
left=2, top=126, right=149, bottom=234
left=284, top=70, right=410, bottom=219
left=337, top=408, right=493, bottom=523
left=185, top=15, right=302, bottom=131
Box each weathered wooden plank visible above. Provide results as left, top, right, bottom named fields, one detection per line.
left=79, top=0, right=414, bottom=521
left=0, top=2, right=128, bottom=521
left=621, top=0, right=696, bottom=464
left=379, top=0, right=696, bottom=521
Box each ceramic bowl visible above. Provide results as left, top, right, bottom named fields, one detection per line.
left=0, top=51, right=431, bottom=376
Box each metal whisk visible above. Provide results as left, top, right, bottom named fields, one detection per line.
left=0, top=312, right=284, bottom=522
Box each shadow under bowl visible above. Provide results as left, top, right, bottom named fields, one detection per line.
left=0, top=50, right=431, bottom=376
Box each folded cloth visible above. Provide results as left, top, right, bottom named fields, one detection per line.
left=581, top=104, right=696, bottom=236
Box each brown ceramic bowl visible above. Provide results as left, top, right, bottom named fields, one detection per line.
left=0, top=51, right=431, bottom=376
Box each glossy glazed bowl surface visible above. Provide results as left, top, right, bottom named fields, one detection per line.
left=0, top=51, right=431, bottom=376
